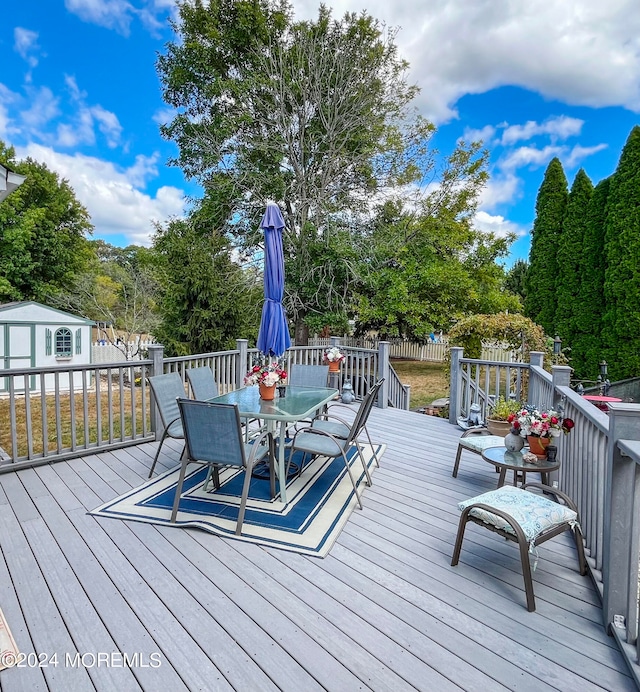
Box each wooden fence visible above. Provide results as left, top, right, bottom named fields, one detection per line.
left=309, top=337, right=518, bottom=363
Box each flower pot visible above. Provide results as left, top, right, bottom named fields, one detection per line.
left=486, top=418, right=511, bottom=436
left=328, top=361, right=340, bottom=372
left=527, top=435, right=551, bottom=459
left=258, top=382, right=276, bottom=400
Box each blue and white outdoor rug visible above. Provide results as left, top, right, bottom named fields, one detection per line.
left=90, top=443, right=384, bottom=557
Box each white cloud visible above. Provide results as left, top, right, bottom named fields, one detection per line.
left=47, top=76, right=123, bottom=149
left=0, top=84, right=20, bottom=138
left=564, top=143, right=608, bottom=168
left=16, top=144, right=186, bottom=246
left=19, top=86, right=60, bottom=130
left=479, top=173, right=521, bottom=210
left=474, top=210, right=526, bottom=239
left=500, top=116, right=584, bottom=145
left=500, top=145, right=566, bottom=171
left=65, top=0, right=135, bottom=35
left=152, top=107, right=176, bottom=126
left=90, top=105, right=123, bottom=147
left=292, top=0, right=640, bottom=123
left=14, top=28, right=40, bottom=68
left=461, top=125, right=496, bottom=145
left=64, top=0, right=175, bottom=36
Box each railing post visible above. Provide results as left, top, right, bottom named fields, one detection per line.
left=330, top=336, right=340, bottom=348
left=377, top=340, right=389, bottom=409
left=551, top=365, right=572, bottom=409
left=236, top=339, right=248, bottom=389
left=147, top=344, right=164, bottom=438
left=602, top=403, right=640, bottom=631
left=449, top=346, right=463, bottom=425
left=527, top=351, right=545, bottom=406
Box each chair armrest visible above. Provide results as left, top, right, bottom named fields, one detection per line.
left=461, top=427, right=492, bottom=438
left=311, top=411, right=353, bottom=428
left=246, top=430, right=270, bottom=466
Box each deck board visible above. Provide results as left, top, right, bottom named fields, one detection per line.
left=0, top=405, right=635, bottom=691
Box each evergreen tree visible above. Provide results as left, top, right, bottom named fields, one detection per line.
left=555, top=169, right=593, bottom=367
left=524, top=157, right=568, bottom=335
left=602, top=126, right=640, bottom=379
left=151, top=215, right=262, bottom=357
left=571, top=177, right=610, bottom=379
left=504, top=259, right=528, bottom=304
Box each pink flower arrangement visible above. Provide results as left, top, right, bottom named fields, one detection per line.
left=508, top=407, right=574, bottom=439
left=244, top=361, right=287, bottom=387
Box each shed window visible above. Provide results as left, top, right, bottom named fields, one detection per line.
left=55, top=328, right=73, bottom=356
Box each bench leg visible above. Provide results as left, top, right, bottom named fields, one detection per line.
left=452, top=445, right=463, bottom=478
left=517, top=537, right=536, bottom=612
left=451, top=511, right=470, bottom=566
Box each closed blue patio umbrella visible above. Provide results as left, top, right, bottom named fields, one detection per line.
left=256, top=202, right=291, bottom=358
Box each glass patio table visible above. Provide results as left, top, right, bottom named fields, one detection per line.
left=481, top=446, right=560, bottom=488
left=209, top=385, right=338, bottom=503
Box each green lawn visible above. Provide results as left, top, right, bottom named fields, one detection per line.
left=391, top=359, right=449, bottom=409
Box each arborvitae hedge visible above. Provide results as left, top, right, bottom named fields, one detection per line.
left=524, top=157, right=568, bottom=335
left=571, top=177, right=610, bottom=379
left=554, top=168, right=593, bottom=369
left=602, top=125, right=640, bottom=379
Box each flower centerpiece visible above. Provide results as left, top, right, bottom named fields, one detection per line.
left=244, top=361, right=287, bottom=400
left=323, top=346, right=346, bottom=372
left=508, top=406, right=574, bottom=458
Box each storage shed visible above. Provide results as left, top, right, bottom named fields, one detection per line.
left=0, top=301, right=94, bottom=392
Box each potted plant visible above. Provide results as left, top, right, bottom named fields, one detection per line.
left=509, top=406, right=575, bottom=458
left=323, top=346, right=346, bottom=372
left=486, top=396, right=522, bottom=436
left=244, top=360, right=287, bottom=400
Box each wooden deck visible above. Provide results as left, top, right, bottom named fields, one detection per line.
left=0, top=406, right=635, bottom=691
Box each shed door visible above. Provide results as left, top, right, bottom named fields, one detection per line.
left=0, top=324, right=35, bottom=391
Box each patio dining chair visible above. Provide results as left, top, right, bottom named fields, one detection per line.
left=309, top=377, right=384, bottom=471
left=288, top=364, right=329, bottom=388
left=186, top=366, right=219, bottom=401
left=171, top=399, right=270, bottom=535
left=147, top=372, right=187, bottom=478
left=286, top=386, right=383, bottom=507
left=286, top=364, right=331, bottom=433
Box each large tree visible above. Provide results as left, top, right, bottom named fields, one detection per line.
left=158, top=1, right=488, bottom=342
left=554, top=168, right=593, bottom=359
left=354, top=193, right=519, bottom=340
left=571, top=177, right=610, bottom=379
left=0, top=141, right=93, bottom=302
left=602, top=126, right=640, bottom=379
left=524, top=157, right=568, bottom=335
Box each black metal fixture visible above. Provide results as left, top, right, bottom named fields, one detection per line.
left=553, top=335, right=562, bottom=356
left=597, top=360, right=611, bottom=396
left=574, top=359, right=611, bottom=396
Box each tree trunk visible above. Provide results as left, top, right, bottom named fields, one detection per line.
left=295, top=318, right=309, bottom=346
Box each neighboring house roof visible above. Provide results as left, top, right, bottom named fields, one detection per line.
left=0, top=162, right=26, bottom=203
left=0, top=301, right=95, bottom=325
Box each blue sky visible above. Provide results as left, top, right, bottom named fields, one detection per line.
left=2, top=0, right=639, bottom=266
